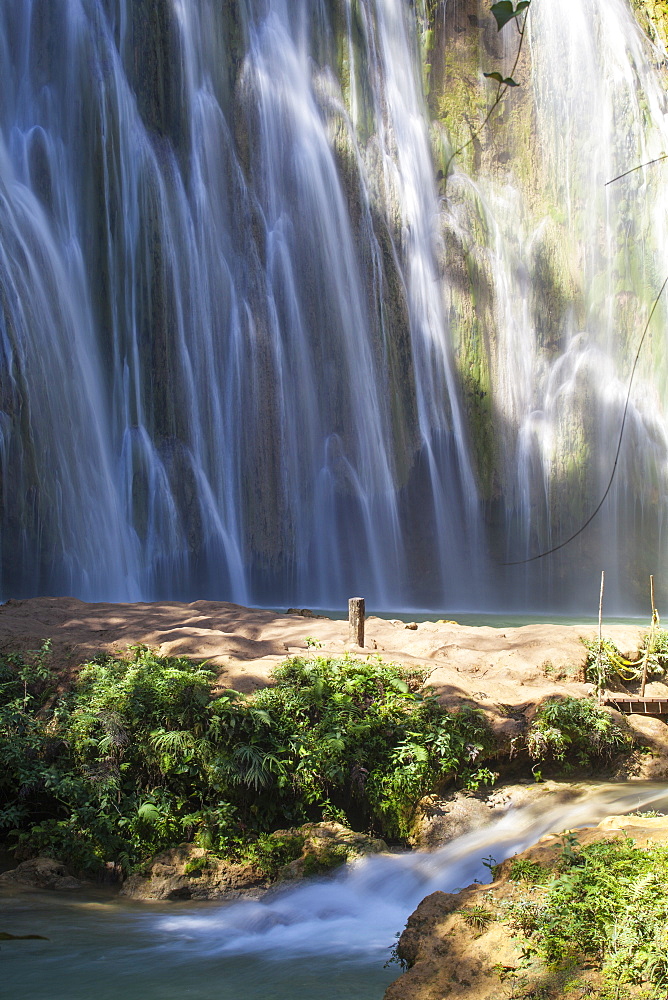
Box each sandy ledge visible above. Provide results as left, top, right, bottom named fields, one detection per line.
left=0, top=597, right=659, bottom=732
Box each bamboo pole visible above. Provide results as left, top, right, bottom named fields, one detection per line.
left=640, top=574, right=655, bottom=698
left=597, top=571, right=604, bottom=704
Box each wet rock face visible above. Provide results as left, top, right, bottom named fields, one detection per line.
left=631, top=0, right=668, bottom=48
left=119, top=822, right=388, bottom=902
left=410, top=782, right=594, bottom=850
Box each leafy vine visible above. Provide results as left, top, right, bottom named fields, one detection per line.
left=444, top=1, right=532, bottom=183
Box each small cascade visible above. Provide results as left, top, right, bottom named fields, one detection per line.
left=4, top=782, right=668, bottom=1000
left=155, top=781, right=668, bottom=957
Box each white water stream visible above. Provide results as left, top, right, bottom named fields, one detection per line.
left=4, top=782, right=668, bottom=999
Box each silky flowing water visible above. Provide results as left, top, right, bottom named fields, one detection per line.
left=1, top=1, right=668, bottom=611
left=4, top=783, right=668, bottom=1000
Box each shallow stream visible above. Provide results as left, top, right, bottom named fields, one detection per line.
left=4, top=783, right=668, bottom=1000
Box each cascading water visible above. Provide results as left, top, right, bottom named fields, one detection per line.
left=5, top=783, right=668, bottom=999
left=0, top=0, right=487, bottom=609
left=1, top=0, right=668, bottom=610
left=438, top=0, right=668, bottom=610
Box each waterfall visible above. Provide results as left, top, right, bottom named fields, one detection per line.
left=0, top=0, right=667, bottom=610
left=438, top=0, right=668, bottom=610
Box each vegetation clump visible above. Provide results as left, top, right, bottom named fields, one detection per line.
left=526, top=697, right=631, bottom=771
left=0, top=644, right=495, bottom=877
left=582, top=628, right=668, bottom=692
left=507, top=835, right=668, bottom=997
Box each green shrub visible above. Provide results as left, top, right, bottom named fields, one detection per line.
left=0, top=646, right=496, bottom=874
left=508, top=837, right=668, bottom=993
left=248, top=655, right=497, bottom=838
left=244, top=832, right=305, bottom=877
left=460, top=905, right=494, bottom=931
left=301, top=844, right=351, bottom=876
left=507, top=857, right=549, bottom=883
left=527, top=697, right=630, bottom=769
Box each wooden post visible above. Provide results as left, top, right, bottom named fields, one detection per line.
left=597, top=571, right=604, bottom=705
left=348, top=597, right=365, bottom=647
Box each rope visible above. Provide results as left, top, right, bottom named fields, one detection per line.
left=503, top=274, right=668, bottom=565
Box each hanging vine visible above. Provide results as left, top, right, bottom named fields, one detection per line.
left=444, top=1, right=532, bottom=183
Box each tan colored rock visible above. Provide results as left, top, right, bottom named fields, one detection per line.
left=0, top=597, right=646, bottom=723
left=385, top=815, right=668, bottom=1000
left=409, top=781, right=585, bottom=849
left=271, top=822, right=387, bottom=880
left=119, top=844, right=268, bottom=901
left=623, top=713, right=668, bottom=779
left=119, top=823, right=387, bottom=901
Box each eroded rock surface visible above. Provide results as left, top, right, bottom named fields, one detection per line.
left=385, top=815, right=668, bottom=1000
left=409, top=781, right=587, bottom=849
left=0, top=856, right=89, bottom=892
left=119, top=822, right=387, bottom=901
left=120, top=845, right=268, bottom=901
left=271, top=821, right=387, bottom=881
left=0, top=596, right=652, bottom=725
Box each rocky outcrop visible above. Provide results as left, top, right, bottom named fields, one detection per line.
left=631, top=0, right=668, bottom=50
left=0, top=856, right=90, bottom=892
left=384, top=815, right=668, bottom=1000
left=270, top=822, right=387, bottom=881
left=119, top=845, right=268, bottom=901
left=409, top=781, right=587, bottom=849
left=119, top=822, right=387, bottom=901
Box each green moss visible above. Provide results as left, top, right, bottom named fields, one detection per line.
left=183, top=854, right=209, bottom=876
left=246, top=832, right=305, bottom=877
left=630, top=0, right=668, bottom=50
left=301, top=843, right=351, bottom=876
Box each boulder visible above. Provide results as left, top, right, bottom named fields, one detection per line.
left=120, top=844, right=268, bottom=901
left=409, top=781, right=585, bottom=849
left=0, top=856, right=87, bottom=892
left=623, top=713, right=668, bottom=779
left=271, top=821, right=387, bottom=880
left=119, top=822, right=387, bottom=901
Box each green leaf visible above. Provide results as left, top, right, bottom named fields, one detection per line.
left=490, top=1, right=529, bottom=31
left=388, top=678, right=409, bottom=694
left=483, top=72, right=520, bottom=87
left=137, top=802, right=161, bottom=824
left=490, top=1, right=516, bottom=30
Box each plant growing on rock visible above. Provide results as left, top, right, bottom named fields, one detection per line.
left=582, top=627, right=668, bottom=693
left=0, top=645, right=496, bottom=875
left=507, top=836, right=668, bottom=995
left=526, top=697, right=631, bottom=770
